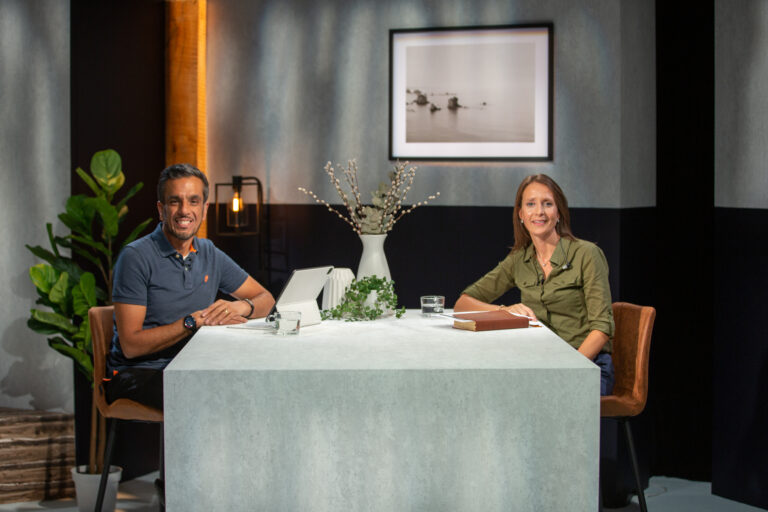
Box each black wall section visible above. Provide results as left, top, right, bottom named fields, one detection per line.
left=71, top=1, right=166, bottom=481
left=653, top=1, right=714, bottom=480
left=210, top=205, right=647, bottom=311
left=712, top=208, right=768, bottom=509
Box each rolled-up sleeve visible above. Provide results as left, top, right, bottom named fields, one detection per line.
left=462, top=252, right=517, bottom=303
left=581, top=244, right=614, bottom=338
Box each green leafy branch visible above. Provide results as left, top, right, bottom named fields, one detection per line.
left=321, top=275, right=406, bottom=321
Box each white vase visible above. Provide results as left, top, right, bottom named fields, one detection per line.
left=70, top=465, right=122, bottom=512
left=357, top=234, right=391, bottom=280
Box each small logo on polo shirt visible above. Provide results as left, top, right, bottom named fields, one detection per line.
left=204, top=274, right=209, bottom=283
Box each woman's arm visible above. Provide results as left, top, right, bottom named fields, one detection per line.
left=454, top=293, right=537, bottom=319
left=577, top=243, right=614, bottom=358
left=577, top=329, right=609, bottom=359
left=453, top=293, right=500, bottom=312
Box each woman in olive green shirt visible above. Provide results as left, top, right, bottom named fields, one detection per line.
left=454, top=174, right=615, bottom=395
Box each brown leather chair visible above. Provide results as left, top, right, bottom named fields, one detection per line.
left=601, top=302, right=656, bottom=512
left=89, top=306, right=163, bottom=511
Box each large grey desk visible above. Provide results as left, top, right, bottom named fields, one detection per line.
left=164, top=310, right=599, bottom=511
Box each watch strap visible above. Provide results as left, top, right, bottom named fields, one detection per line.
left=242, top=298, right=255, bottom=318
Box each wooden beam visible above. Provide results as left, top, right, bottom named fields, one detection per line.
left=166, top=0, right=208, bottom=237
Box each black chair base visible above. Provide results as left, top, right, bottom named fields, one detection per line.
left=94, top=419, right=165, bottom=512
left=620, top=417, right=648, bottom=512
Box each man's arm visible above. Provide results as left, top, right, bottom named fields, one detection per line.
left=116, top=277, right=273, bottom=359
left=198, top=276, right=275, bottom=325
left=114, top=302, right=206, bottom=359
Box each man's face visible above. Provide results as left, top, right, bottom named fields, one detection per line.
left=157, top=177, right=208, bottom=242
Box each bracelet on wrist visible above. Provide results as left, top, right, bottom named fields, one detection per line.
left=241, top=298, right=255, bottom=318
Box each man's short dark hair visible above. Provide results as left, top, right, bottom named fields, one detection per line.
left=157, top=163, right=210, bottom=203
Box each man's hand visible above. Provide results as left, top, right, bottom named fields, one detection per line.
left=199, top=299, right=249, bottom=326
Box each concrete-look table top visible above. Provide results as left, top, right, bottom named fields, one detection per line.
left=164, top=310, right=599, bottom=511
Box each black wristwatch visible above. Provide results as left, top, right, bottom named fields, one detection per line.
left=183, top=314, right=197, bottom=332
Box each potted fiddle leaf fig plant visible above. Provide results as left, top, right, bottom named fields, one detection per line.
left=26, top=149, right=152, bottom=510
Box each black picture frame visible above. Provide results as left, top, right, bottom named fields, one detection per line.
left=389, top=23, right=553, bottom=161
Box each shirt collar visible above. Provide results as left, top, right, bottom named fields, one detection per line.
left=521, top=237, right=572, bottom=266
left=151, top=222, right=197, bottom=258
left=549, top=238, right=571, bottom=267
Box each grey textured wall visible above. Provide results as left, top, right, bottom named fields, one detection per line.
left=0, top=1, right=73, bottom=412
left=715, top=0, right=768, bottom=209
left=207, top=0, right=655, bottom=209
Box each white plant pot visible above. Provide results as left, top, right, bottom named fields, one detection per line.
left=70, top=465, right=122, bottom=512
left=357, top=234, right=391, bottom=280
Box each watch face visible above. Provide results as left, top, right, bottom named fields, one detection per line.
left=184, top=315, right=196, bottom=330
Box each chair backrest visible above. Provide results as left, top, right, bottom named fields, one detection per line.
left=89, top=305, right=115, bottom=417
left=610, top=302, right=656, bottom=416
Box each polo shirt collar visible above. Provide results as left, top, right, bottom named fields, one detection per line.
left=151, top=223, right=198, bottom=257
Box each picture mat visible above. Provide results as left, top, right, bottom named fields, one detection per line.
left=390, top=25, right=551, bottom=160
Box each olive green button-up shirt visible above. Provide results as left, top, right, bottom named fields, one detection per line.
left=462, top=238, right=614, bottom=352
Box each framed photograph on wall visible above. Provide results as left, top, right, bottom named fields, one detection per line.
left=389, top=23, right=553, bottom=161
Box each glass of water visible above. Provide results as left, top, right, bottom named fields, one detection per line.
left=275, top=311, right=301, bottom=335
left=420, top=295, right=445, bottom=316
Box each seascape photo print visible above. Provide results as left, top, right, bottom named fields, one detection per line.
left=390, top=25, right=552, bottom=160
left=405, top=42, right=535, bottom=144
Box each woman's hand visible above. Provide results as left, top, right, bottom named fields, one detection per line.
left=199, top=299, right=249, bottom=325
left=501, top=303, right=537, bottom=320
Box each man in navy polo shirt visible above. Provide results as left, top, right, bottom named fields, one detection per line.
left=106, top=163, right=274, bottom=410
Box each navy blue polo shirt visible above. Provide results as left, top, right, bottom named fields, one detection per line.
left=108, top=223, right=248, bottom=371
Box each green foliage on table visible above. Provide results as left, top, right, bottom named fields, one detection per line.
left=25, top=149, right=153, bottom=382
left=321, top=275, right=406, bottom=321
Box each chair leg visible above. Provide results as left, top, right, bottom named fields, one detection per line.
left=621, top=418, right=648, bottom=512
left=157, top=424, right=165, bottom=511
left=94, top=418, right=118, bottom=512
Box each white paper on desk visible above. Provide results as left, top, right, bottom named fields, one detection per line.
left=227, top=319, right=274, bottom=331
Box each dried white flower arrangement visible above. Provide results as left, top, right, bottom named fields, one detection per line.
left=298, top=159, right=440, bottom=235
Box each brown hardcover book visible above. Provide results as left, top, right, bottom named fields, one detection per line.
left=452, top=310, right=530, bottom=331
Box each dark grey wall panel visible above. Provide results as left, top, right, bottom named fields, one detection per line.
left=0, top=0, right=73, bottom=412
left=715, top=0, right=768, bottom=209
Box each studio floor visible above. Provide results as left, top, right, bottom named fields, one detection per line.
left=0, top=474, right=763, bottom=511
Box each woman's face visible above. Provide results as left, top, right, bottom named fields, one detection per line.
left=518, top=182, right=560, bottom=241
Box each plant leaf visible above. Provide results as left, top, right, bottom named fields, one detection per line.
left=29, top=264, right=59, bottom=294
left=76, top=167, right=103, bottom=197
left=48, top=336, right=93, bottom=382
left=79, top=272, right=97, bottom=308
left=70, top=234, right=110, bottom=257
left=26, top=244, right=56, bottom=264
left=73, top=320, right=93, bottom=356
left=105, top=171, right=125, bottom=195
left=115, top=182, right=144, bottom=212
left=61, top=195, right=96, bottom=236
left=50, top=257, right=84, bottom=283
left=72, top=285, right=88, bottom=318
left=121, top=218, right=153, bottom=248
left=48, top=271, right=69, bottom=307
left=90, top=149, right=122, bottom=187
left=46, top=223, right=60, bottom=257
left=87, top=196, right=119, bottom=237
left=27, top=317, right=60, bottom=335
left=30, top=309, right=78, bottom=335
